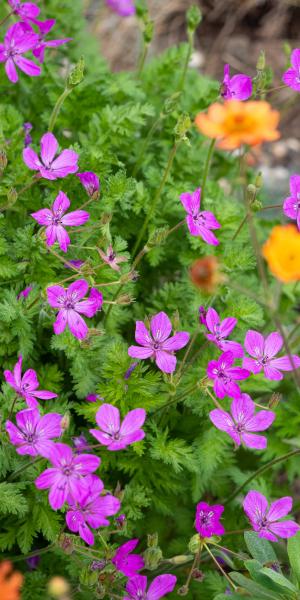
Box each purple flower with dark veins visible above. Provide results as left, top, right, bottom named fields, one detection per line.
left=31, top=191, right=89, bottom=253
left=23, top=132, right=78, bottom=180
left=243, top=490, right=300, bottom=541
left=6, top=407, right=62, bottom=457
left=23, top=122, right=33, bottom=147
left=207, top=351, right=250, bottom=399
left=199, top=306, right=208, bottom=327
left=112, top=539, right=145, bottom=577
left=221, top=64, right=252, bottom=100
left=8, top=0, right=40, bottom=21
left=195, top=501, right=225, bottom=537
left=282, top=49, right=300, bottom=93
left=209, top=393, right=275, bottom=449
left=180, top=188, right=220, bottom=245
left=31, top=19, right=71, bottom=64
left=243, top=330, right=300, bottom=380
left=283, top=174, right=300, bottom=230
left=98, top=245, right=127, bottom=272
left=77, top=171, right=100, bottom=199
left=124, top=575, right=177, bottom=600
left=72, top=433, right=90, bottom=453
left=204, top=307, right=244, bottom=358
left=0, top=22, right=40, bottom=83
left=4, top=355, right=58, bottom=408
left=90, top=403, right=146, bottom=451
left=17, top=285, right=33, bottom=300
left=128, top=311, right=190, bottom=374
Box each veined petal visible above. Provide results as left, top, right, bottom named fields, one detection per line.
left=67, top=279, right=89, bottom=300
left=120, top=408, right=146, bottom=436
left=155, top=350, right=176, bottom=373
left=209, top=409, right=234, bottom=432
left=95, top=403, right=120, bottom=434
left=61, top=210, right=90, bottom=226
left=264, top=332, right=283, bottom=358
left=40, top=132, right=58, bottom=165
left=241, top=432, right=267, bottom=450
left=269, top=520, right=300, bottom=539
left=244, top=330, right=264, bottom=358
left=180, top=188, right=201, bottom=214
left=31, top=208, right=52, bottom=225
left=56, top=225, right=70, bottom=253
left=243, top=490, right=268, bottom=525
left=231, top=394, right=254, bottom=424
left=147, top=574, right=177, bottom=600
left=14, top=55, right=41, bottom=77
left=52, top=190, right=70, bottom=214
left=219, top=317, right=237, bottom=338
left=162, top=331, right=190, bottom=351
left=134, top=320, right=152, bottom=347
left=150, top=312, right=172, bottom=342
left=206, top=307, right=220, bottom=333
left=271, top=355, right=300, bottom=371
left=128, top=345, right=153, bottom=359
left=53, top=309, right=68, bottom=335
left=23, top=147, right=42, bottom=170
left=67, top=310, right=88, bottom=339
left=46, top=285, right=66, bottom=307
left=246, top=410, right=275, bottom=432
left=267, top=497, right=293, bottom=521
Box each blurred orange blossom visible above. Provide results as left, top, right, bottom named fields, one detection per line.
left=0, top=561, right=23, bottom=600
left=262, top=224, right=300, bottom=283
left=195, top=101, right=280, bottom=149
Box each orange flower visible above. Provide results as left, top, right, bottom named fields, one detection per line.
left=189, top=256, right=222, bottom=293
left=195, top=101, right=280, bottom=149
left=262, top=224, right=300, bottom=283
left=0, top=562, right=23, bottom=600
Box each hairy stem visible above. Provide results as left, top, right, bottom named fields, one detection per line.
left=205, top=544, right=237, bottom=590
left=49, top=87, right=73, bottom=132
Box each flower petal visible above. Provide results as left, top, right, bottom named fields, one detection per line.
left=150, top=312, right=172, bottom=342
left=120, top=408, right=146, bottom=436
left=52, top=190, right=70, bottom=214
left=162, top=332, right=190, bottom=351
left=244, top=330, right=264, bottom=358
left=243, top=490, right=268, bottom=525
left=134, top=320, right=152, bottom=347
left=61, top=210, right=90, bottom=226
left=241, top=433, right=267, bottom=449
left=264, top=332, right=283, bottom=358
left=147, top=575, right=177, bottom=600
left=267, top=497, right=293, bottom=521
left=269, top=520, right=300, bottom=539
left=40, top=132, right=58, bottom=165
left=95, top=404, right=120, bottom=434
left=155, top=350, right=176, bottom=373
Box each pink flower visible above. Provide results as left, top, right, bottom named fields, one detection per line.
left=86, top=393, right=102, bottom=403
left=66, top=475, right=120, bottom=545
left=65, top=259, right=84, bottom=270
left=243, top=490, right=300, bottom=542
left=72, top=433, right=90, bottom=453
left=23, top=132, right=79, bottom=180
left=282, top=49, right=300, bottom=93
left=283, top=174, right=300, bottom=230
left=17, top=285, right=33, bottom=300
left=6, top=407, right=62, bottom=457
left=243, top=330, right=300, bottom=381
left=106, top=0, right=136, bottom=17
left=180, top=188, right=220, bottom=245
left=128, top=311, right=190, bottom=374
left=31, top=191, right=89, bottom=253
left=195, top=501, right=225, bottom=537
left=98, top=245, right=127, bottom=271
left=112, top=539, right=145, bottom=577
left=77, top=171, right=100, bottom=199
left=90, top=404, right=146, bottom=451
left=209, top=394, right=275, bottom=450
left=221, top=64, right=252, bottom=101
left=31, top=19, right=71, bottom=64
left=199, top=306, right=208, bottom=327
left=124, top=575, right=177, bottom=600
left=35, top=442, right=100, bottom=510
left=0, top=23, right=40, bottom=83
left=46, top=279, right=103, bottom=340
left=207, top=351, right=250, bottom=399
left=4, top=355, right=57, bottom=408
left=8, top=0, right=40, bottom=21
left=204, top=307, right=244, bottom=358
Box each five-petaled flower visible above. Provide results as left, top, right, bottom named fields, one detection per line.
left=209, top=394, right=275, bottom=450
left=282, top=48, right=300, bottom=93
left=128, top=311, right=190, bottom=374
left=195, top=501, right=225, bottom=537
left=46, top=279, right=103, bottom=339
left=90, top=403, right=146, bottom=451
left=262, top=224, right=300, bottom=283
left=4, top=355, right=58, bottom=408
left=77, top=171, right=100, bottom=199
left=6, top=408, right=62, bottom=457
left=124, top=575, right=177, bottom=600
left=221, top=64, right=252, bottom=101
left=204, top=307, right=244, bottom=357
left=243, top=490, right=300, bottom=541
left=0, top=23, right=40, bottom=83
left=243, top=330, right=300, bottom=381
left=0, top=561, right=23, bottom=600
left=8, top=0, right=40, bottom=20
left=112, top=539, right=145, bottom=577
left=31, top=191, right=89, bottom=253
left=106, top=0, right=136, bottom=17
left=98, top=245, right=127, bottom=271
left=283, top=174, right=300, bottom=231
left=180, top=188, right=220, bottom=245
left=23, top=132, right=79, bottom=180
left=35, top=442, right=100, bottom=510
left=207, top=351, right=250, bottom=399
left=66, top=474, right=120, bottom=545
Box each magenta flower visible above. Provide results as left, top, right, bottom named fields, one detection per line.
left=6, top=407, right=62, bottom=457
left=106, top=0, right=136, bottom=17
left=204, top=307, right=244, bottom=358
left=35, top=443, right=100, bottom=510
left=199, top=306, right=208, bottom=327
left=180, top=188, right=220, bottom=245
left=86, top=393, right=101, bottom=402
left=65, top=259, right=84, bottom=270
left=195, top=501, right=225, bottom=537
left=46, top=279, right=103, bottom=340
left=72, top=433, right=90, bottom=453
left=31, top=191, right=89, bottom=253
left=243, top=491, right=300, bottom=542
left=77, top=172, right=100, bottom=199
left=23, top=132, right=79, bottom=180
left=207, top=351, right=250, bottom=399
left=128, top=311, right=190, bottom=374
left=209, top=394, right=275, bottom=450
left=282, top=49, right=300, bottom=93
left=98, top=245, right=127, bottom=272
left=221, top=64, right=252, bottom=101
left=23, top=122, right=33, bottom=147
left=0, top=23, right=40, bottom=83
left=283, top=174, right=300, bottom=230
left=90, top=403, right=146, bottom=451
left=243, top=330, right=300, bottom=381
left=8, top=0, right=40, bottom=21
left=112, top=539, right=145, bottom=577
left=124, top=575, right=177, bottom=600
left=31, top=19, right=71, bottom=64
left=66, top=475, right=120, bottom=545
left=4, top=355, right=57, bottom=409
left=17, top=285, right=33, bottom=300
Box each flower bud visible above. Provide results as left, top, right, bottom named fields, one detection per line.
left=269, top=392, right=281, bottom=409
left=255, top=171, right=263, bottom=189
left=177, top=585, right=189, bottom=596
left=189, top=256, right=222, bottom=293
left=246, top=183, right=257, bottom=205
left=163, top=92, right=181, bottom=115
left=146, top=227, right=169, bottom=250
left=0, top=150, right=7, bottom=175
left=61, top=413, right=70, bottom=431
left=68, top=56, right=85, bottom=88
left=58, top=535, right=74, bottom=555
left=90, top=560, right=107, bottom=571
left=174, top=114, right=191, bottom=144
left=256, top=50, right=265, bottom=72
left=7, top=187, right=18, bottom=206
left=251, top=199, right=262, bottom=212
left=187, top=5, right=202, bottom=34
left=192, top=568, right=204, bottom=582
left=143, top=546, right=163, bottom=570
left=168, top=555, right=192, bottom=565
left=188, top=533, right=201, bottom=554
left=116, top=293, right=134, bottom=305
left=47, top=576, right=70, bottom=598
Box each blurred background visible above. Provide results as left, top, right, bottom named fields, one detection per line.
left=83, top=0, right=300, bottom=200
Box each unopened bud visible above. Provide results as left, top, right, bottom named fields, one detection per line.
left=269, top=393, right=281, bottom=409
left=251, top=199, right=262, bottom=212
left=187, top=5, right=202, bottom=34
left=116, top=293, right=134, bottom=305
left=90, top=560, right=107, bottom=571
left=256, top=50, right=266, bottom=71
left=188, top=534, right=201, bottom=554
left=246, top=184, right=257, bottom=205
left=143, top=546, right=163, bottom=570
left=61, top=413, right=70, bottom=431
left=192, top=569, right=204, bottom=582
left=146, top=227, right=169, bottom=250
left=147, top=533, right=159, bottom=547
left=68, top=56, right=84, bottom=88
left=58, top=535, right=74, bottom=555
left=143, top=19, right=154, bottom=44
left=7, top=187, right=18, bottom=206
left=120, top=271, right=137, bottom=284
left=0, top=150, right=7, bottom=174
left=255, top=171, right=263, bottom=189
left=168, top=555, right=193, bottom=566
left=163, top=92, right=181, bottom=115
left=177, top=585, right=189, bottom=596
left=174, top=114, right=191, bottom=144
left=47, top=576, right=70, bottom=598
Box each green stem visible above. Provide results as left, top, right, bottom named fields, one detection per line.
left=231, top=213, right=247, bottom=241
left=150, top=382, right=200, bottom=416
left=47, top=246, right=82, bottom=272
left=177, top=34, right=193, bottom=92
left=49, top=87, right=72, bottom=132
left=201, top=139, right=216, bottom=203
left=0, top=11, right=13, bottom=27
left=224, top=449, right=300, bottom=505
left=137, top=42, right=149, bottom=78
left=205, top=544, right=237, bottom=590
left=132, top=143, right=179, bottom=257
left=132, top=117, right=162, bottom=177
left=7, top=456, right=43, bottom=482
left=4, top=543, right=55, bottom=562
